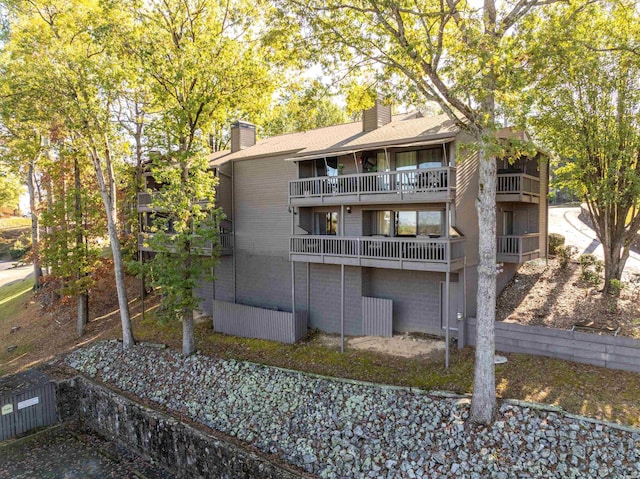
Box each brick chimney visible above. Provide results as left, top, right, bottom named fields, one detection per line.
left=230, top=120, right=256, bottom=152
left=362, top=101, right=392, bottom=132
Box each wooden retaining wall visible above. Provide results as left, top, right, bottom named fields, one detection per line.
left=213, top=300, right=307, bottom=344
left=462, top=319, right=640, bottom=373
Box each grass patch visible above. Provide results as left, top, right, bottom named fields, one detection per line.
left=130, top=309, right=640, bottom=427
left=1, top=282, right=639, bottom=428
left=0, top=217, right=30, bottom=230
left=0, top=218, right=30, bottom=260
left=0, top=278, right=33, bottom=318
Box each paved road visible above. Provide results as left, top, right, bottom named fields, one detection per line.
left=0, top=260, right=33, bottom=289
left=549, top=206, right=640, bottom=277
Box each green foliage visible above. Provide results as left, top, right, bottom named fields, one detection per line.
left=0, top=169, right=23, bottom=210
left=9, top=236, right=30, bottom=260
left=259, top=82, right=348, bottom=137
left=607, top=279, right=624, bottom=297
left=557, top=245, right=577, bottom=269
left=137, top=153, right=222, bottom=323
left=524, top=0, right=640, bottom=285
left=578, top=254, right=603, bottom=285
left=548, top=233, right=565, bottom=256
left=39, top=151, right=106, bottom=297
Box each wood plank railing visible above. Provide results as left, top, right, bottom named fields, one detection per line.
left=497, top=233, right=540, bottom=255
left=290, top=235, right=465, bottom=264
left=496, top=173, right=540, bottom=196
left=139, top=232, right=233, bottom=255
left=289, top=167, right=455, bottom=201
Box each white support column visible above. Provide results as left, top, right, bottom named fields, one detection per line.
left=292, top=262, right=296, bottom=314
left=341, top=263, right=345, bottom=353
left=445, top=269, right=451, bottom=368
left=306, top=262, right=310, bottom=321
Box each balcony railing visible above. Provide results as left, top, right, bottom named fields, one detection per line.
left=138, top=232, right=233, bottom=256
left=289, top=167, right=456, bottom=205
left=137, top=192, right=212, bottom=212
left=496, top=174, right=540, bottom=203
left=497, top=233, right=540, bottom=263
left=290, top=235, right=465, bottom=271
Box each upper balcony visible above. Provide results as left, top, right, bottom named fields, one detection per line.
left=288, top=167, right=456, bottom=207
left=497, top=233, right=540, bottom=263
left=138, top=232, right=233, bottom=256
left=496, top=173, right=540, bottom=203
left=290, top=235, right=465, bottom=272
left=137, top=192, right=210, bottom=213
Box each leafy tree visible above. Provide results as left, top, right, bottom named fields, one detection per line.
left=259, top=81, right=348, bottom=136
left=39, top=143, right=105, bottom=335
left=0, top=77, right=47, bottom=288
left=291, top=0, right=562, bottom=423
left=525, top=0, right=640, bottom=294
left=0, top=166, right=23, bottom=210
left=2, top=0, right=136, bottom=347
left=129, top=0, right=278, bottom=355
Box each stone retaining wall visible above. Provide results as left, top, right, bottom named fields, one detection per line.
left=55, top=377, right=305, bottom=479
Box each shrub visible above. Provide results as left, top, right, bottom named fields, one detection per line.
left=548, top=233, right=565, bottom=255
left=578, top=254, right=604, bottom=284
left=557, top=245, right=577, bottom=268
left=9, top=238, right=30, bottom=260
left=608, top=279, right=624, bottom=297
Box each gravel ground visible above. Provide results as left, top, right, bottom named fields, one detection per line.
left=0, top=423, right=171, bottom=479
left=66, top=341, right=640, bottom=479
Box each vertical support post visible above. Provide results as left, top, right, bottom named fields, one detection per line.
left=445, top=201, right=450, bottom=237
left=445, top=269, right=451, bottom=368
left=291, top=205, right=296, bottom=320
left=139, top=212, right=145, bottom=323
left=231, top=161, right=236, bottom=303
left=291, top=261, right=296, bottom=319
left=340, top=264, right=345, bottom=353
left=306, top=262, right=310, bottom=322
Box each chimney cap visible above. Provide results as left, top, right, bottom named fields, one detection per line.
left=231, top=120, right=256, bottom=130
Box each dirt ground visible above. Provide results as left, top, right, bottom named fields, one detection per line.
left=316, top=332, right=446, bottom=359
left=0, top=259, right=154, bottom=377
left=497, top=258, right=640, bottom=338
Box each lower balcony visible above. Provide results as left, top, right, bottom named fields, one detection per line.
left=290, top=235, right=465, bottom=272
left=138, top=232, right=233, bottom=256
left=497, top=233, right=540, bottom=263
left=496, top=173, right=540, bottom=203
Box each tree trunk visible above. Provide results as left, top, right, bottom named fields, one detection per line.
left=74, top=156, right=88, bottom=337
left=77, top=292, right=89, bottom=337
left=26, top=159, right=42, bottom=289
left=470, top=141, right=498, bottom=424
left=181, top=158, right=196, bottom=356
left=182, top=308, right=196, bottom=355
left=603, top=238, right=626, bottom=294
left=90, top=142, right=135, bottom=349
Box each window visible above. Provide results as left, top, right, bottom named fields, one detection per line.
left=373, top=211, right=392, bottom=236
left=395, top=210, right=444, bottom=237
left=314, top=157, right=339, bottom=177
left=418, top=211, right=443, bottom=236
left=396, top=211, right=417, bottom=235
left=376, top=152, right=390, bottom=172
left=503, top=211, right=514, bottom=235
left=418, top=148, right=444, bottom=169
left=395, top=148, right=445, bottom=170
left=396, top=151, right=417, bottom=171
left=314, top=212, right=338, bottom=235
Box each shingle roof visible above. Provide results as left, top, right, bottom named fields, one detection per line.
left=209, top=112, right=460, bottom=167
